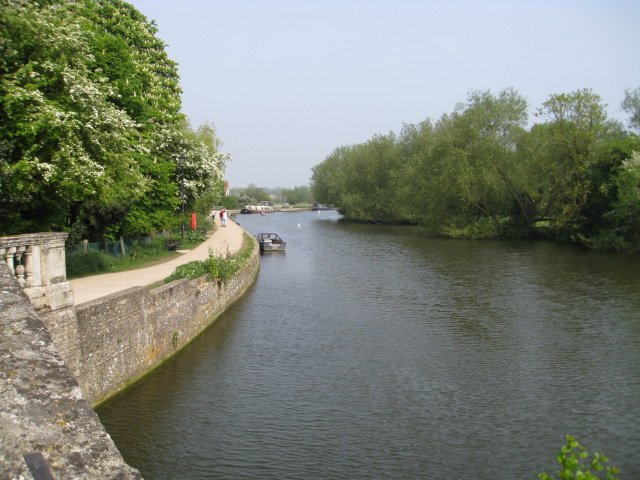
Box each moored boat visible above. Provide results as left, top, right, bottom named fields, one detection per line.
left=255, top=232, right=286, bottom=252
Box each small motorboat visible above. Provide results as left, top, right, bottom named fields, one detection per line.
left=256, top=232, right=286, bottom=252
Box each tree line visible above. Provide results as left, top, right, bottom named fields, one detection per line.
left=230, top=184, right=313, bottom=207
left=0, top=0, right=230, bottom=242
left=311, top=88, right=640, bottom=252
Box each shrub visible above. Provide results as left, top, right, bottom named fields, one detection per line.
left=66, top=250, right=115, bottom=277
left=165, top=260, right=208, bottom=281
left=539, top=435, right=620, bottom=480
left=129, top=237, right=172, bottom=258
left=164, top=233, right=254, bottom=284
left=443, top=217, right=502, bottom=239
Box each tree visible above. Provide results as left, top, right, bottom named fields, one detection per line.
left=533, top=89, right=609, bottom=231
left=0, top=0, right=143, bottom=234
left=311, top=146, right=351, bottom=209
left=78, top=0, right=186, bottom=238
left=448, top=88, right=531, bottom=226
left=622, top=86, right=640, bottom=131
left=180, top=121, right=230, bottom=205
left=0, top=0, right=231, bottom=239
left=280, top=185, right=312, bottom=205
left=310, top=87, right=637, bottom=251
left=238, top=184, right=271, bottom=204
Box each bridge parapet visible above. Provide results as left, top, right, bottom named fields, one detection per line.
left=0, top=232, right=74, bottom=311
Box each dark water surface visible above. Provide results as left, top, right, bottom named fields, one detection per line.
left=98, top=211, right=640, bottom=479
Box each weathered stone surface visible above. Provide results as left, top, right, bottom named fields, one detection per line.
left=1, top=231, right=260, bottom=479
left=74, top=244, right=260, bottom=404
left=0, top=263, right=141, bottom=479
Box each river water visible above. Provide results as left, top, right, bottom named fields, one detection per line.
left=98, top=211, right=640, bottom=479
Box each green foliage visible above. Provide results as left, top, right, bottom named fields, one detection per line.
left=236, top=184, right=271, bottom=204
left=622, top=86, right=640, bottom=131
left=442, top=217, right=503, bottom=240
left=311, top=87, right=639, bottom=252
left=577, top=151, right=640, bottom=252
left=220, top=195, right=239, bottom=209
left=128, top=237, right=171, bottom=259
left=539, top=435, right=620, bottom=480
left=66, top=250, right=116, bottom=277
left=0, top=0, right=230, bottom=240
left=0, top=0, right=143, bottom=233
left=165, top=234, right=255, bottom=284
left=534, top=89, right=609, bottom=231
left=280, top=185, right=314, bottom=205
left=65, top=234, right=198, bottom=278
left=165, top=259, right=208, bottom=281
left=180, top=230, right=207, bottom=249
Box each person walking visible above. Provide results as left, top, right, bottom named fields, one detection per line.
left=221, top=209, right=228, bottom=227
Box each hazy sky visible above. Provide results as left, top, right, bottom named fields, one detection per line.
left=129, top=0, right=640, bottom=189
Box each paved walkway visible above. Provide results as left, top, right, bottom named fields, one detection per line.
left=70, top=218, right=246, bottom=305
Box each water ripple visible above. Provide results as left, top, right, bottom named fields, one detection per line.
left=99, top=212, right=640, bottom=479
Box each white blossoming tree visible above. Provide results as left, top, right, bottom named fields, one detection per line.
left=0, top=0, right=230, bottom=238
left=0, top=0, right=146, bottom=233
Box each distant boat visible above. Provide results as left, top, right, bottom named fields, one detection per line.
left=311, top=204, right=335, bottom=211
left=255, top=233, right=286, bottom=252
left=240, top=201, right=274, bottom=214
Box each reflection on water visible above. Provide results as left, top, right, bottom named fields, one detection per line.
left=98, top=211, right=640, bottom=479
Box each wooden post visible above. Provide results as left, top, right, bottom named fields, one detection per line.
left=119, top=237, right=126, bottom=257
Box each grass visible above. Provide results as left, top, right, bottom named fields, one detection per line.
left=164, top=233, right=255, bottom=284
left=66, top=229, right=212, bottom=279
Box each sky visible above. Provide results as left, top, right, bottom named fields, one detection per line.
left=128, top=0, right=640, bottom=189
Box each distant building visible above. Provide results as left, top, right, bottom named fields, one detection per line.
left=223, top=180, right=229, bottom=196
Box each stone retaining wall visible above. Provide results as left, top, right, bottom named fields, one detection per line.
left=74, top=243, right=260, bottom=406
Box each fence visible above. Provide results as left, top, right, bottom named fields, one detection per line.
left=65, top=233, right=164, bottom=257
left=65, top=215, right=214, bottom=258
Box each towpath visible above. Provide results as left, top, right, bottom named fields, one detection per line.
left=70, top=217, right=246, bottom=305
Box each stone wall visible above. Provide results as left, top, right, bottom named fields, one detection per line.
left=74, top=244, right=260, bottom=405
left=0, top=262, right=142, bottom=479
left=1, top=235, right=260, bottom=478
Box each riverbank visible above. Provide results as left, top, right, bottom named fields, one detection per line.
left=65, top=217, right=260, bottom=405
left=76, top=237, right=260, bottom=406
left=71, top=217, right=246, bottom=305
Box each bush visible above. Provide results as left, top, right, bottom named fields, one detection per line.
left=443, top=217, right=502, bottom=239
left=165, top=260, right=208, bottom=281
left=182, top=230, right=206, bottom=246
left=539, top=435, right=619, bottom=480
left=164, top=233, right=254, bottom=284
left=66, top=250, right=115, bottom=277
left=128, top=237, right=174, bottom=258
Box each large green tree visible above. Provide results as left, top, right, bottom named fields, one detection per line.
left=0, top=0, right=144, bottom=233
left=532, top=89, right=609, bottom=233
left=0, top=0, right=229, bottom=239
left=622, top=86, right=640, bottom=131
left=312, top=87, right=639, bottom=251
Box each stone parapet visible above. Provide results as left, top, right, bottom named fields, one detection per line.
left=0, top=262, right=141, bottom=479
left=0, top=230, right=260, bottom=478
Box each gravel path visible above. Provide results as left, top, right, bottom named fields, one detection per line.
left=69, top=217, right=246, bottom=305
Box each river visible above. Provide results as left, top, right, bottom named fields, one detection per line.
left=97, top=211, right=640, bottom=479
